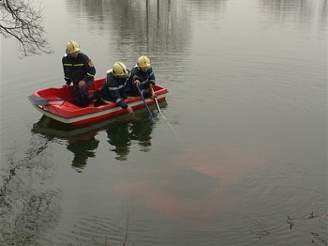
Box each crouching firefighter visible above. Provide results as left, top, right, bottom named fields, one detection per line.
left=62, top=40, right=96, bottom=107
left=126, top=55, right=156, bottom=99
left=98, top=62, right=133, bottom=113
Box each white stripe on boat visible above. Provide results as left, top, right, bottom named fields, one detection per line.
left=32, top=95, right=166, bottom=124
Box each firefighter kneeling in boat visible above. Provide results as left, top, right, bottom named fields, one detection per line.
left=98, top=62, right=133, bottom=113
left=126, top=55, right=156, bottom=99
left=62, top=40, right=96, bottom=107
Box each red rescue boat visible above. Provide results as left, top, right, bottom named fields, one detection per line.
left=29, top=78, right=168, bottom=126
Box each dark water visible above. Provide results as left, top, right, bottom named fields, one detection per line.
left=1, top=0, right=327, bottom=245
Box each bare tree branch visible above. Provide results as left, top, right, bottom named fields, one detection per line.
left=0, top=0, right=51, bottom=56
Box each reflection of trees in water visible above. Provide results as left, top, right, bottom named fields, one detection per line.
left=66, top=131, right=99, bottom=172
left=0, top=135, right=60, bottom=246
left=106, top=118, right=153, bottom=161
left=189, top=0, right=227, bottom=14
left=259, top=0, right=326, bottom=25
left=66, top=0, right=192, bottom=57
left=319, top=0, right=328, bottom=28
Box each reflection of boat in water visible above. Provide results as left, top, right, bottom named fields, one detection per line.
left=29, top=78, right=168, bottom=126
left=32, top=100, right=167, bottom=139
left=32, top=102, right=166, bottom=166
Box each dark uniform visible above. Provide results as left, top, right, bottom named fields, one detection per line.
left=126, top=65, right=156, bottom=98
left=100, top=70, right=129, bottom=109
left=62, top=52, right=96, bottom=106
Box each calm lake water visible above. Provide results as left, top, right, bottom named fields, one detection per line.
left=1, top=0, right=327, bottom=245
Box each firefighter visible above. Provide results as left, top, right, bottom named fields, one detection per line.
left=126, top=55, right=156, bottom=99
left=99, top=62, right=133, bottom=112
left=62, top=40, right=96, bottom=107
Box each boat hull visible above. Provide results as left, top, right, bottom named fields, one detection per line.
left=30, top=78, right=168, bottom=126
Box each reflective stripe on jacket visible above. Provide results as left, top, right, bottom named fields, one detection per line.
left=62, top=52, right=96, bottom=85
left=127, top=65, right=156, bottom=91
left=100, top=70, right=129, bottom=103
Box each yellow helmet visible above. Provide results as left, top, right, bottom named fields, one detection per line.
left=66, top=40, right=80, bottom=54
left=112, top=62, right=128, bottom=77
left=137, top=55, right=151, bottom=69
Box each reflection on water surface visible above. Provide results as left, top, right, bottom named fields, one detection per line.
left=1, top=0, right=327, bottom=245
